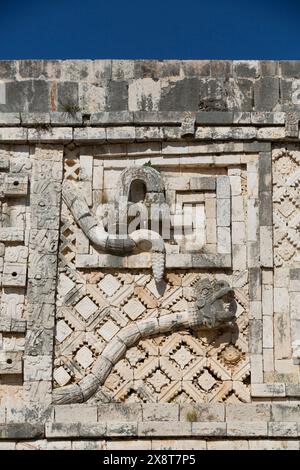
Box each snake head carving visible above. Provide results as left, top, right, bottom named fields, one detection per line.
left=193, top=278, right=236, bottom=329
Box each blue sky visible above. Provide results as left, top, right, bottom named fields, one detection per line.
left=1, top=0, right=300, bottom=59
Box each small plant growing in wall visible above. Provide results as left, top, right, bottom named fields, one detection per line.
left=186, top=408, right=198, bottom=422
left=59, top=99, right=81, bottom=118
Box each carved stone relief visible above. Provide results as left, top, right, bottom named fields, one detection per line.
left=53, top=144, right=251, bottom=404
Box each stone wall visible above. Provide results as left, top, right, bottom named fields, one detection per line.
left=0, top=60, right=300, bottom=450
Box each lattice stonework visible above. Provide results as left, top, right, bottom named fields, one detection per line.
left=273, top=146, right=300, bottom=267
left=53, top=144, right=250, bottom=404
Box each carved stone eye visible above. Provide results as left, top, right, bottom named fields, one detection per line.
left=201, top=288, right=209, bottom=296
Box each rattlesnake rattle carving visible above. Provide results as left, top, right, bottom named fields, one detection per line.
left=52, top=279, right=236, bottom=404
left=62, top=182, right=165, bottom=283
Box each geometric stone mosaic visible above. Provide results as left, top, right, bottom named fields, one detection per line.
left=53, top=147, right=251, bottom=404
left=273, top=146, right=300, bottom=267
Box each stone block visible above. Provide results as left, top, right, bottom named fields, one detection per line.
left=232, top=244, right=247, bottom=271
left=280, top=61, right=300, bottom=78
left=249, top=267, right=261, bottom=301
left=207, top=440, right=248, bottom=450
left=106, top=421, right=137, bottom=437
left=271, top=403, right=300, bottom=422
left=160, top=78, right=202, bottom=111
left=23, top=381, right=52, bottom=405
left=254, top=77, right=279, bottom=111
left=249, top=319, right=263, bottom=353
left=91, top=111, right=133, bottom=125
left=226, top=404, right=271, bottom=422
left=142, top=404, right=179, bottom=421
left=97, top=403, right=143, bottom=422
left=106, top=439, right=152, bottom=450
left=15, top=440, right=48, bottom=450
left=72, top=440, right=105, bottom=450
left=227, top=421, right=267, bottom=437
left=196, top=111, right=233, bottom=124
left=57, top=82, right=78, bottom=111
left=262, top=284, right=273, bottom=316
left=251, top=354, right=263, bottom=382
left=251, top=111, right=283, bottom=124
left=54, top=404, right=97, bottom=423
left=27, top=303, right=55, bottom=329
left=233, top=111, right=251, bottom=124
left=249, top=440, right=298, bottom=450
left=107, top=81, right=128, bottom=111
left=260, top=226, right=273, bottom=267
left=106, top=126, right=135, bottom=142
left=0, top=112, right=20, bottom=126
left=191, top=422, right=226, bottom=436
left=217, top=227, right=231, bottom=254
left=21, top=112, right=50, bottom=125
left=263, top=348, right=274, bottom=372
left=217, top=198, right=231, bottom=227
left=216, top=176, right=230, bottom=198
left=257, top=127, right=285, bottom=140
left=2, top=263, right=26, bottom=287
left=180, top=403, right=225, bottom=422
left=0, top=127, right=27, bottom=141
left=233, top=60, right=259, bottom=78
left=73, top=127, right=106, bottom=143
left=263, top=315, right=274, bottom=348
left=28, top=127, right=72, bottom=142
left=133, top=111, right=182, bottom=125
left=0, top=316, right=26, bottom=333
left=50, top=112, right=82, bottom=126
left=135, top=126, right=163, bottom=141
left=0, top=442, right=16, bottom=450
left=190, top=176, right=216, bottom=191
left=19, top=60, right=61, bottom=79
left=0, top=351, right=22, bottom=375
left=251, top=383, right=286, bottom=397
left=138, top=421, right=191, bottom=437
left=249, top=301, right=262, bottom=319
left=45, top=422, right=106, bottom=438
left=152, top=439, right=206, bottom=450
left=232, top=221, right=245, bottom=245
left=259, top=191, right=272, bottom=226
left=290, top=268, right=300, bottom=281
left=0, top=80, right=50, bottom=113
left=0, top=61, right=17, bottom=79
left=23, top=355, right=52, bottom=381
left=274, top=288, right=289, bottom=313
left=46, top=441, right=72, bottom=450
left=0, top=424, right=44, bottom=439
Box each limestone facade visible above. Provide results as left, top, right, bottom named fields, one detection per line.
left=0, top=60, right=300, bottom=449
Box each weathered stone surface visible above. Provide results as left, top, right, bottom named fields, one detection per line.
left=45, top=422, right=106, bottom=438
left=138, top=421, right=191, bottom=437
left=0, top=60, right=300, bottom=448
left=143, top=404, right=179, bottom=421
left=191, top=422, right=226, bottom=436
left=0, top=424, right=44, bottom=439
left=0, top=81, right=50, bottom=113
left=254, top=78, right=279, bottom=111
left=227, top=421, right=268, bottom=437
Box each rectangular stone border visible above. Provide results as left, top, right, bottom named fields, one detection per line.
left=0, top=111, right=291, bottom=128
left=0, top=118, right=299, bottom=414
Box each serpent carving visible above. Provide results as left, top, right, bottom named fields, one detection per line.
left=52, top=278, right=236, bottom=404
left=62, top=181, right=166, bottom=282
